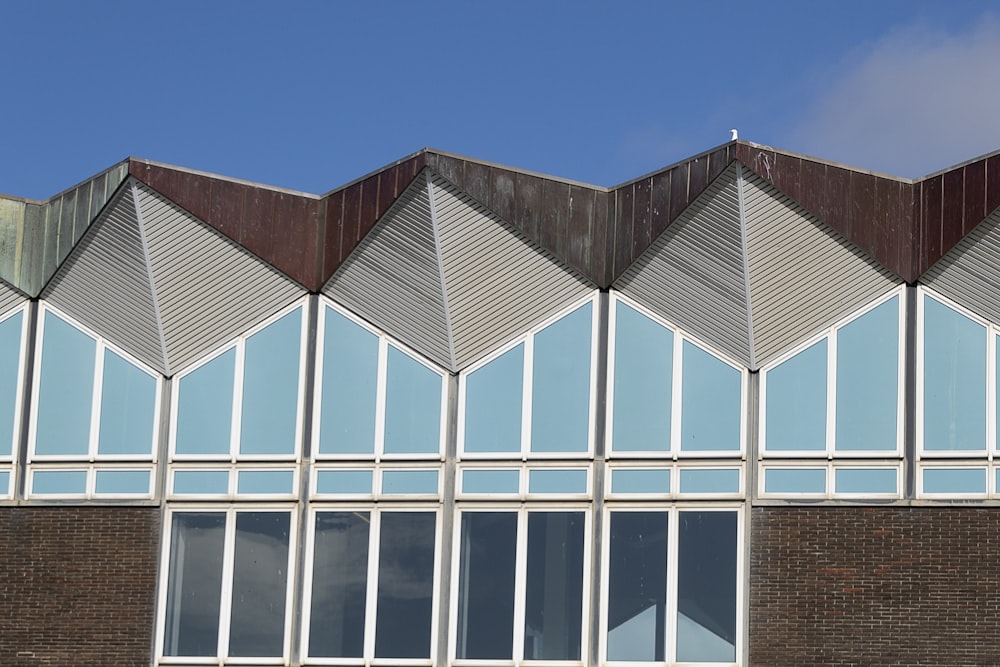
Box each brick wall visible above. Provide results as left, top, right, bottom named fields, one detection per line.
left=750, top=506, right=1000, bottom=667
left=0, top=506, right=160, bottom=667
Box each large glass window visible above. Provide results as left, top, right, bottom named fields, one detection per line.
left=0, top=306, right=26, bottom=498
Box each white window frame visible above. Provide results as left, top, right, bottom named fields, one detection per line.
left=27, top=464, right=157, bottom=500
left=456, top=462, right=594, bottom=501
left=757, top=462, right=902, bottom=500
left=0, top=303, right=28, bottom=465
left=604, top=461, right=745, bottom=501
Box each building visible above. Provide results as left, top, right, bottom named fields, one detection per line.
left=1, top=139, right=999, bottom=666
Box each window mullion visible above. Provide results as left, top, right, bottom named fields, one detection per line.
left=231, top=342, right=246, bottom=463
left=522, top=335, right=534, bottom=460
left=827, top=329, right=837, bottom=460
left=374, top=338, right=389, bottom=462
left=89, top=343, right=105, bottom=462
left=365, top=509, right=382, bottom=661
left=217, top=509, right=238, bottom=661
left=512, top=509, right=529, bottom=663
left=670, top=333, right=683, bottom=459
left=666, top=507, right=679, bottom=665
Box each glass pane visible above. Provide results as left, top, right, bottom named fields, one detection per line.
left=835, top=468, right=897, bottom=495
left=528, top=468, right=588, bottom=495
left=611, top=468, right=670, bottom=494
left=173, top=470, right=229, bottom=495
left=678, top=468, right=740, bottom=494
left=765, top=339, right=827, bottom=452
left=923, top=297, right=986, bottom=451
left=35, top=314, right=95, bottom=456
left=383, top=347, right=441, bottom=455
left=98, top=350, right=156, bottom=456
left=524, top=512, right=585, bottom=660
left=228, top=512, right=291, bottom=657
left=0, top=312, right=22, bottom=456
left=531, top=303, right=592, bottom=453
left=457, top=512, right=518, bottom=660
left=381, top=469, right=438, bottom=495
left=764, top=468, right=826, bottom=494
left=374, top=512, right=436, bottom=658
left=0, top=470, right=9, bottom=495
left=240, top=310, right=301, bottom=456
left=315, top=469, right=373, bottom=495
left=462, top=468, right=520, bottom=494
left=163, top=513, right=225, bottom=657
left=677, top=511, right=737, bottom=663
left=319, top=308, right=378, bottom=455
left=612, top=303, right=671, bottom=452
left=923, top=467, right=986, bottom=494
left=607, top=511, right=668, bottom=662
left=237, top=470, right=294, bottom=495
left=94, top=469, right=150, bottom=495
left=175, top=349, right=235, bottom=456
left=464, top=344, right=523, bottom=454
left=836, top=297, right=899, bottom=451
left=31, top=469, right=87, bottom=494
left=681, top=341, right=741, bottom=452
left=309, top=512, right=370, bottom=658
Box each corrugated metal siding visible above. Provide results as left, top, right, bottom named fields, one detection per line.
left=42, top=183, right=165, bottom=371
left=324, top=171, right=453, bottom=369
left=743, top=171, right=900, bottom=366
left=922, top=207, right=1000, bottom=324
left=135, top=182, right=305, bottom=375
left=0, top=282, right=25, bottom=318
left=430, top=173, right=595, bottom=370
left=613, top=165, right=752, bottom=367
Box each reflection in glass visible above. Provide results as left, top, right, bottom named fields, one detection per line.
left=241, top=311, right=301, bottom=456
left=35, top=313, right=95, bottom=456
left=524, top=512, right=584, bottom=660
left=0, top=312, right=22, bottom=456
left=677, top=511, right=737, bottom=662
left=531, top=303, right=592, bottom=453
left=765, top=340, right=827, bottom=452
left=923, top=467, right=986, bottom=494
left=309, top=512, right=369, bottom=658
left=607, top=511, right=667, bottom=661
left=228, top=512, right=291, bottom=657
left=764, top=468, right=826, bottom=494
left=98, top=350, right=156, bottom=456
left=464, top=344, right=523, bottom=454
left=681, top=341, right=741, bottom=452
left=374, top=512, right=436, bottom=658
left=612, top=302, right=672, bottom=452
left=924, top=297, right=986, bottom=451
left=837, top=297, right=899, bottom=451
left=175, top=349, right=235, bottom=456
left=383, top=348, right=441, bottom=455
left=319, top=308, right=378, bottom=455
left=164, top=513, right=225, bottom=657
left=457, top=512, right=517, bottom=659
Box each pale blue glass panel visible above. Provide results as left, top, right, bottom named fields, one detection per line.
left=765, top=340, right=827, bottom=452
left=381, top=469, right=439, bottom=495
left=173, top=470, right=230, bottom=495
left=0, top=470, right=8, bottom=495
left=610, top=468, right=670, bottom=494
left=531, top=303, right=592, bottom=453
left=462, top=469, right=520, bottom=494
left=98, top=350, right=156, bottom=456
left=923, top=297, right=986, bottom=451
left=676, top=511, right=737, bottom=662
left=612, top=303, right=671, bottom=452
left=228, top=512, right=290, bottom=657
left=528, top=469, right=588, bottom=494
left=383, top=347, right=441, bottom=455
left=35, top=314, right=95, bottom=456
left=315, top=469, right=373, bottom=495
left=240, top=310, right=301, bottom=456
left=175, top=349, right=235, bottom=456
left=464, top=345, right=523, bottom=454
left=0, top=312, right=22, bottom=457
left=237, top=469, right=295, bottom=495
left=32, top=469, right=87, bottom=494
left=95, top=469, right=150, bottom=495
left=996, top=468, right=1000, bottom=493
left=836, top=298, right=899, bottom=451
left=164, top=513, right=225, bottom=656
left=923, top=467, right=986, bottom=494
left=681, top=341, right=741, bottom=452
left=678, top=468, right=740, bottom=494
left=835, top=468, right=897, bottom=495
left=764, top=468, right=826, bottom=494
left=319, top=308, right=378, bottom=456
left=607, top=512, right=667, bottom=661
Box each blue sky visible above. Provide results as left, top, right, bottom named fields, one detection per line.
left=2, top=1, right=999, bottom=199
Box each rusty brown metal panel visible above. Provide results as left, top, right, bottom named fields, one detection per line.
left=874, top=178, right=903, bottom=280
left=174, top=171, right=214, bottom=223
left=340, top=182, right=362, bottom=264
left=707, top=145, right=732, bottom=184
left=668, top=163, right=689, bottom=222
left=632, top=177, right=652, bottom=261
left=987, top=154, right=1000, bottom=215
left=771, top=153, right=802, bottom=203
left=242, top=186, right=276, bottom=262
left=567, top=184, right=593, bottom=276
left=539, top=179, right=569, bottom=260
left=358, top=174, right=380, bottom=239
left=209, top=179, right=248, bottom=243
left=922, top=175, right=943, bottom=273
left=593, top=192, right=612, bottom=287
left=613, top=184, right=634, bottom=277
left=941, top=168, right=965, bottom=255
left=490, top=168, right=515, bottom=222
left=426, top=152, right=463, bottom=186
left=464, top=160, right=491, bottom=205
left=650, top=170, right=671, bottom=240
left=323, top=189, right=345, bottom=276
left=823, top=166, right=853, bottom=242
left=849, top=172, right=877, bottom=256
left=798, top=159, right=827, bottom=221
left=515, top=172, right=542, bottom=244
left=377, top=170, right=396, bottom=217
left=270, top=193, right=317, bottom=288
left=964, top=160, right=987, bottom=233
left=688, top=155, right=708, bottom=202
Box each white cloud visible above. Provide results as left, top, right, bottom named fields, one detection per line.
left=786, top=16, right=1000, bottom=178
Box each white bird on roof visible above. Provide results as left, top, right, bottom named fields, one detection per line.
left=730, top=128, right=739, bottom=141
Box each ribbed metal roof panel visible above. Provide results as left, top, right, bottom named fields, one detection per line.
left=430, top=173, right=594, bottom=370
left=922, top=207, right=1000, bottom=324
left=0, top=281, right=26, bottom=318
left=135, top=182, right=305, bottom=375
left=613, top=164, right=752, bottom=367
left=41, top=183, right=165, bottom=371
left=743, top=171, right=900, bottom=366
